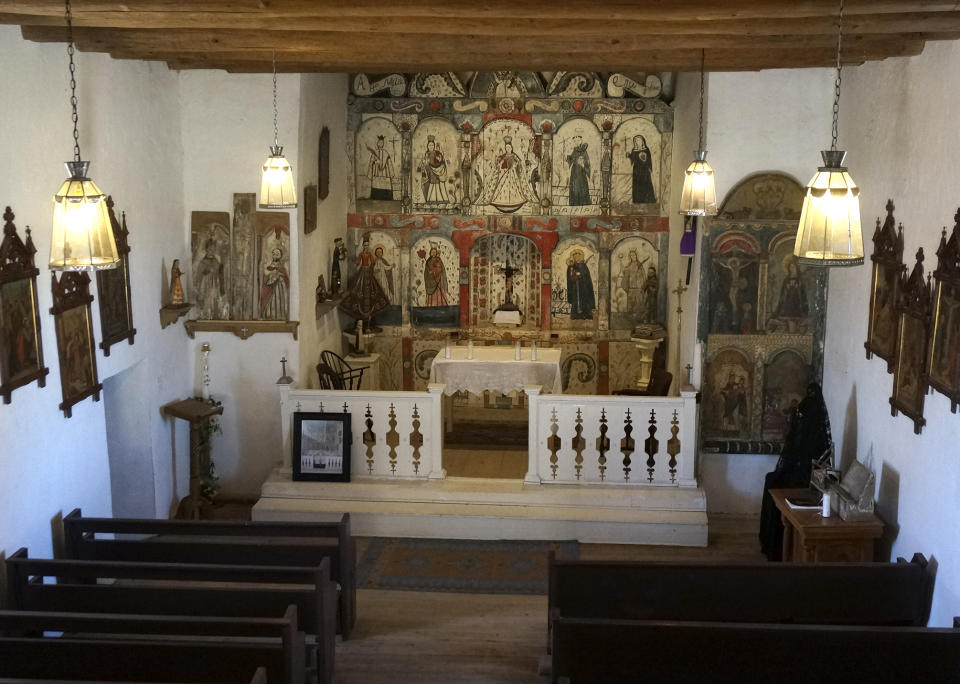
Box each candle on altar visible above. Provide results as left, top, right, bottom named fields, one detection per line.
left=514, top=341, right=521, bottom=360
left=467, top=340, right=474, bottom=359
left=444, top=343, right=451, bottom=359
left=531, top=341, right=537, bottom=361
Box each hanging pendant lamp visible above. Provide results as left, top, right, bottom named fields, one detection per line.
left=260, top=52, right=297, bottom=209
left=49, top=0, right=118, bottom=272
left=794, top=0, right=863, bottom=267
left=679, top=49, right=717, bottom=217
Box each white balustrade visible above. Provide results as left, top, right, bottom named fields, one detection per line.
left=279, top=384, right=444, bottom=480
left=528, top=386, right=698, bottom=487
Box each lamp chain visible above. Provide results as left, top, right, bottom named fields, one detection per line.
left=65, top=0, right=81, bottom=162
left=831, top=0, right=844, bottom=151
left=272, top=51, right=279, bottom=147
left=698, top=48, right=705, bottom=152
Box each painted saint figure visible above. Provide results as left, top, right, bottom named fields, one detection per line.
left=194, top=237, right=225, bottom=319
left=417, top=135, right=449, bottom=204
left=643, top=265, right=659, bottom=322
left=488, top=136, right=531, bottom=214
left=423, top=244, right=449, bottom=306
left=339, top=238, right=391, bottom=331
left=773, top=256, right=808, bottom=332
left=259, top=246, right=290, bottom=320
left=366, top=135, right=395, bottom=200
left=617, top=249, right=650, bottom=314
left=566, top=249, right=595, bottom=319
left=372, top=245, right=395, bottom=304
left=627, top=135, right=657, bottom=204
left=566, top=136, right=591, bottom=206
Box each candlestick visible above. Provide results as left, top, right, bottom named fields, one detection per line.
left=467, top=340, right=474, bottom=359
left=514, top=340, right=521, bottom=360
left=531, top=341, right=537, bottom=361
left=444, top=344, right=451, bottom=359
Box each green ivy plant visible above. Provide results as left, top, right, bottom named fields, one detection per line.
left=195, top=397, right=222, bottom=503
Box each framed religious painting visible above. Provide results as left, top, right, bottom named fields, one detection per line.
left=303, top=184, right=318, bottom=234
left=292, top=411, right=352, bottom=482
left=865, top=200, right=904, bottom=371
left=51, top=271, right=102, bottom=418
left=96, top=196, right=136, bottom=356
left=889, top=248, right=932, bottom=434
left=318, top=126, right=330, bottom=201
left=927, top=219, right=960, bottom=412
left=0, top=206, right=48, bottom=404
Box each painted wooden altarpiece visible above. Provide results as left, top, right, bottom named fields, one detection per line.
left=344, top=71, right=672, bottom=394
left=890, top=247, right=932, bottom=433
left=928, top=214, right=960, bottom=412
left=96, top=196, right=136, bottom=356
left=697, top=173, right=828, bottom=454
left=0, top=206, right=48, bottom=404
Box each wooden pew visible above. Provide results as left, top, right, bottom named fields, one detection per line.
left=0, top=667, right=267, bottom=684
left=548, top=552, right=932, bottom=630
left=0, top=609, right=303, bottom=684
left=6, top=550, right=335, bottom=684
left=551, top=616, right=960, bottom=684
left=61, top=509, right=355, bottom=639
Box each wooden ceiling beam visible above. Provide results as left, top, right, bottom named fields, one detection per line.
left=121, top=42, right=925, bottom=73
left=0, top=1, right=957, bottom=22
left=4, top=11, right=960, bottom=36
left=17, top=25, right=948, bottom=55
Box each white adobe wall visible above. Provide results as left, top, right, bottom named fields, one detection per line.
left=178, top=70, right=302, bottom=499
left=826, top=42, right=960, bottom=626
left=0, top=26, right=190, bottom=561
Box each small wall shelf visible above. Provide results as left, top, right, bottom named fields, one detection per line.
left=315, top=295, right=343, bottom=320
left=184, top=319, right=300, bottom=340
left=160, top=303, right=192, bottom=329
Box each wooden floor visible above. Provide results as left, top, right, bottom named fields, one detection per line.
left=334, top=515, right=763, bottom=683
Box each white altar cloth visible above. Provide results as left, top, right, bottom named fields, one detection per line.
left=429, top=346, right=563, bottom=396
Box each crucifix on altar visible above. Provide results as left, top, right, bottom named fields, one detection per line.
left=493, top=260, right=523, bottom=326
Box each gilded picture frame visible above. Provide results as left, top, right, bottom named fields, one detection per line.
left=889, top=248, right=931, bottom=434
left=0, top=206, right=48, bottom=404
left=927, top=219, right=960, bottom=412
left=51, top=271, right=102, bottom=418
left=96, top=196, right=136, bottom=356
left=865, top=200, right=904, bottom=371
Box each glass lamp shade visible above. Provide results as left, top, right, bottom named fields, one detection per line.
left=794, top=150, right=864, bottom=267
left=679, top=151, right=717, bottom=216
left=260, top=145, right=297, bottom=208
left=50, top=161, right=119, bottom=271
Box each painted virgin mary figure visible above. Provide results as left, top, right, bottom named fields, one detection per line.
left=417, top=136, right=448, bottom=205
left=423, top=244, right=449, bottom=307
left=566, top=136, right=591, bottom=206
left=627, top=135, right=657, bottom=204
left=340, top=238, right=391, bottom=331
left=488, top=137, right=531, bottom=214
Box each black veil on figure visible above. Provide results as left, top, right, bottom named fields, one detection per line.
left=759, top=382, right=834, bottom=560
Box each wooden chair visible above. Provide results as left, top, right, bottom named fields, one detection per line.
left=612, top=368, right=673, bottom=397
left=316, top=363, right=345, bottom=390
left=320, top=350, right=367, bottom=390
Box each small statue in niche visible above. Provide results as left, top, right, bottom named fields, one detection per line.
left=339, top=237, right=390, bottom=332
left=170, top=259, right=185, bottom=305
left=494, top=260, right=522, bottom=313
left=330, top=237, right=346, bottom=294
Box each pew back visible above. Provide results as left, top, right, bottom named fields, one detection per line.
left=61, top=509, right=355, bottom=639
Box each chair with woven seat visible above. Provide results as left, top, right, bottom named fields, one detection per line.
left=320, top=350, right=368, bottom=390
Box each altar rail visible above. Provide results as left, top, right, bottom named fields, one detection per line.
left=279, top=385, right=697, bottom=487
left=526, top=387, right=698, bottom=487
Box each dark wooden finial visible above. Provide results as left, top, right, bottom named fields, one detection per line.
left=3, top=206, right=14, bottom=236
left=886, top=198, right=895, bottom=215
left=916, top=247, right=924, bottom=264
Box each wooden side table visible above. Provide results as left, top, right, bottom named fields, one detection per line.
left=770, top=488, right=884, bottom=563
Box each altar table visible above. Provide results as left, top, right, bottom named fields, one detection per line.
left=429, top=345, right=563, bottom=396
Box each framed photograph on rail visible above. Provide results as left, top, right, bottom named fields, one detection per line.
left=292, top=411, right=352, bottom=482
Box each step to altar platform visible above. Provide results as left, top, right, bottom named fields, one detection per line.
left=254, top=470, right=708, bottom=546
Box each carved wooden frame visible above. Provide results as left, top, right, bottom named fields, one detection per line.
left=865, top=200, right=905, bottom=371
left=927, top=215, right=960, bottom=413
left=0, top=206, right=49, bottom=403
left=889, top=248, right=931, bottom=434
left=51, top=271, right=102, bottom=418
left=96, top=196, right=136, bottom=356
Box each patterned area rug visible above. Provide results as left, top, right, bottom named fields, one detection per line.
left=356, top=537, right=579, bottom=595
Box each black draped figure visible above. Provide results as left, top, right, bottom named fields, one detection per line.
left=759, top=382, right=833, bottom=560
left=627, top=135, right=657, bottom=204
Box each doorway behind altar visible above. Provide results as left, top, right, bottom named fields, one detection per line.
left=442, top=393, right=529, bottom=479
